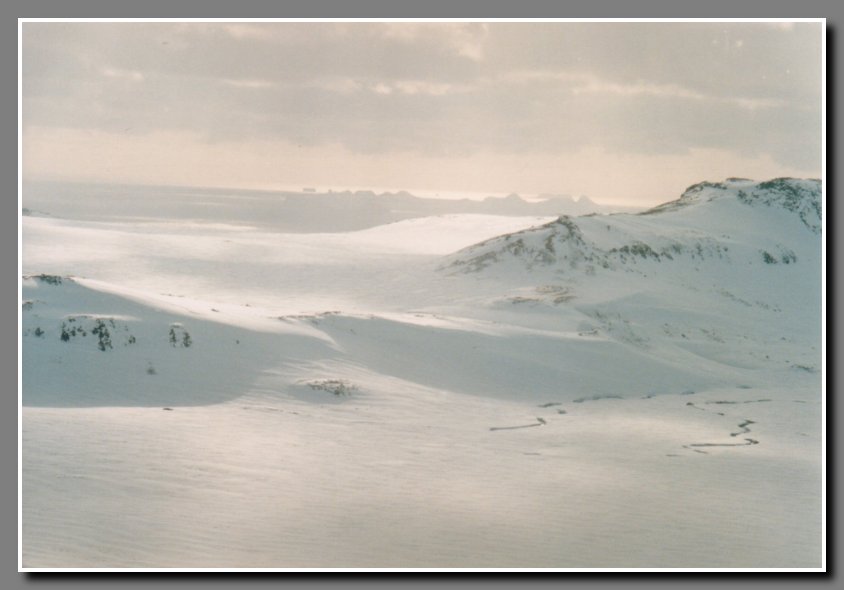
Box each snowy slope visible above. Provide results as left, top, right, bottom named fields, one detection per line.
left=21, top=179, right=823, bottom=569
left=446, top=178, right=820, bottom=280
left=442, top=177, right=822, bottom=384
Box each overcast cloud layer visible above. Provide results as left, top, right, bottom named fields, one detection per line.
left=22, top=21, right=822, bottom=205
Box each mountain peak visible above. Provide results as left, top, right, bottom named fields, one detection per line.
left=641, top=178, right=820, bottom=229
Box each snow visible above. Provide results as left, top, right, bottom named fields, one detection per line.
left=20, top=179, right=823, bottom=569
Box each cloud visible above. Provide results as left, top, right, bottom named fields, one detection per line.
left=21, top=21, right=823, bottom=193
left=221, top=78, right=277, bottom=89
left=101, top=67, right=144, bottom=82
left=769, top=22, right=797, bottom=32
left=379, top=22, right=490, bottom=61
left=23, top=125, right=814, bottom=207
left=219, top=23, right=278, bottom=41
left=569, top=76, right=788, bottom=111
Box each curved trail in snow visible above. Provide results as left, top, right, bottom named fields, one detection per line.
left=490, top=417, right=547, bottom=431
left=682, top=400, right=762, bottom=453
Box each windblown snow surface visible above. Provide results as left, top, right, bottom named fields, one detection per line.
left=21, top=178, right=823, bottom=569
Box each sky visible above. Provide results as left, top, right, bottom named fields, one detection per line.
left=21, top=21, right=823, bottom=206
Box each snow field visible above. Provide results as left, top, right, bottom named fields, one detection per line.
left=21, top=179, right=823, bottom=568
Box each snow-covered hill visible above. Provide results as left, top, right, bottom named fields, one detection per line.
left=446, top=177, right=820, bottom=275
left=440, top=177, right=821, bottom=375
left=21, top=178, right=824, bottom=569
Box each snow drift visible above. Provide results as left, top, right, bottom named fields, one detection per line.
left=21, top=178, right=824, bottom=569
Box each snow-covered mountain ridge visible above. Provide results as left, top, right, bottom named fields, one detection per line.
left=445, top=177, right=821, bottom=274
left=644, top=177, right=821, bottom=232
